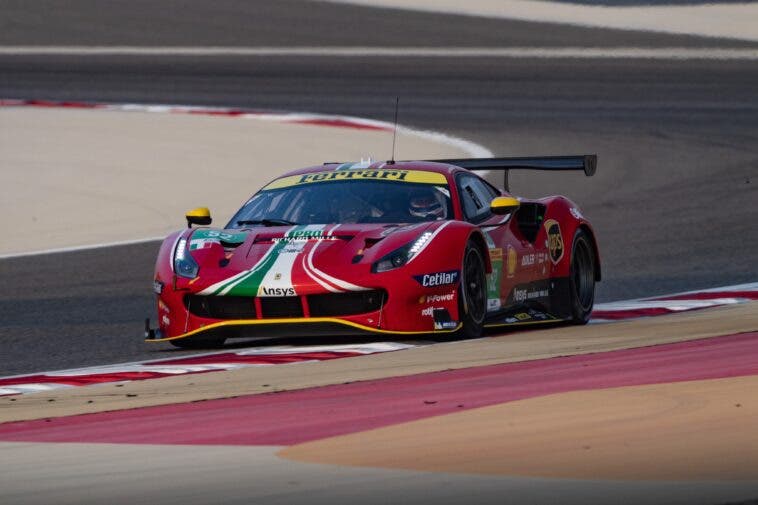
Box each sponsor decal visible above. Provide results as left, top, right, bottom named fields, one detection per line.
left=263, top=169, right=447, bottom=189
left=190, top=230, right=249, bottom=251
left=506, top=245, right=517, bottom=278
left=487, top=246, right=504, bottom=311
left=189, top=238, right=217, bottom=250
left=192, top=229, right=248, bottom=244
left=421, top=306, right=442, bottom=317
left=420, top=306, right=458, bottom=329
left=161, top=315, right=170, bottom=326
left=258, top=286, right=296, bottom=297
left=531, top=288, right=549, bottom=299
left=281, top=241, right=308, bottom=255
left=512, top=286, right=550, bottom=303
left=513, top=288, right=527, bottom=303
left=501, top=308, right=556, bottom=324
left=544, top=219, right=564, bottom=264
left=570, top=207, right=583, bottom=220
left=423, top=292, right=455, bottom=304
left=521, top=254, right=535, bottom=267
left=414, top=270, right=459, bottom=287
left=153, top=280, right=164, bottom=294
left=272, top=229, right=336, bottom=243
left=299, top=169, right=409, bottom=183
left=434, top=321, right=458, bottom=330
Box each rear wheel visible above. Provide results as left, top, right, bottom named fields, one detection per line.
left=569, top=230, right=596, bottom=324
left=456, top=241, right=487, bottom=338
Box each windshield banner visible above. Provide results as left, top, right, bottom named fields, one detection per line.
left=263, top=169, right=447, bottom=190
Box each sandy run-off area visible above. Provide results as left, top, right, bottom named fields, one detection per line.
left=0, top=105, right=481, bottom=256
left=282, top=374, right=758, bottom=481
left=321, top=0, right=758, bottom=42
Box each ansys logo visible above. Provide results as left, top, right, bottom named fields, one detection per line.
left=258, top=286, right=296, bottom=297
left=544, top=219, right=564, bottom=264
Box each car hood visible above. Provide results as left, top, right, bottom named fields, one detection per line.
left=185, top=222, right=435, bottom=297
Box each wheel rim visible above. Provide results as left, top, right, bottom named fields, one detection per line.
left=463, top=247, right=486, bottom=324
left=572, top=238, right=595, bottom=311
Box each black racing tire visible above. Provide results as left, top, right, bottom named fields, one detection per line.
left=169, top=336, right=227, bottom=349
left=456, top=241, right=487, bottom=339
left=569, top=229, right=596, bottom=324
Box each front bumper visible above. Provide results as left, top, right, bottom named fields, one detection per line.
left=150, top=270, right=463, bottom=343
left=144, top=315, right=461, bottom=343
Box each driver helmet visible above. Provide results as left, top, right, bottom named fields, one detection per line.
left=409, top=189, right=445, bottom=219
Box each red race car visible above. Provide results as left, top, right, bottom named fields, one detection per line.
left=145, top=156, right=600, bottom=348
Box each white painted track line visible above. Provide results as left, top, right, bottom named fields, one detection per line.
left=1, top=46, right=758, bottom=59
left=0, top=236, right=165, bottom=259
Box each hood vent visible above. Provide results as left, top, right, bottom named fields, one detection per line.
left=220, top=239, right=246, bottom=249
left=363, top=237, right=382, bottom=249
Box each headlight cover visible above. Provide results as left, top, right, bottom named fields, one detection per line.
left=372, top=231, right=433, bottom=273
left=173, top=238, right=199, bottom=279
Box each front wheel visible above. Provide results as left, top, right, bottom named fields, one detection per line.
left=569, top=230, right=596, bottom=324
left=456, top=241, right=487, bottom=338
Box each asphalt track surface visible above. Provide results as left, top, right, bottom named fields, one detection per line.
left=1, top=0, right=757, bottom=374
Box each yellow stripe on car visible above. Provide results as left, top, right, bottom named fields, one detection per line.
left=146, top=317, right=461, bottom=342
left=263, top=169, right=447, bottom=190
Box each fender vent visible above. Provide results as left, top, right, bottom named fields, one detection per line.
left=515, top=203, right=546, bottom=243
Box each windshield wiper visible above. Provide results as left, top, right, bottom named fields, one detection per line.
left=236, top=218, right=298, bottom=227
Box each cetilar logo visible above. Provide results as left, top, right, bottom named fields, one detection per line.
left=414, top=270, right=460, bottom=287
left=257, top=286, right=296, bottom=297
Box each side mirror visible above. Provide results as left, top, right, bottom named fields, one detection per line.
left=186, top=207, right=212, bottom=227
left=490, top=196, right=520, bottom=215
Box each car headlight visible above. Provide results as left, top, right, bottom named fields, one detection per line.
left=372, top=232, right=433, bottom=273
left=174, top=238, right=199, bottom=279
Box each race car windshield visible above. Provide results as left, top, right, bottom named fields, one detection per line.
left=227, top=179, right=453, bottom=227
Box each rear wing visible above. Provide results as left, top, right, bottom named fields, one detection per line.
left=426, top=155, right=597, bottom=192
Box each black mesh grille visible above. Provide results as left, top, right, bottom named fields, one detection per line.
left=260, top=296, right=304, bottom=318
left=185, top=290, right=385, bottom=320
left=308, top=290, right=386, bottom=317
left=185, top=295, right=256, bottom=319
